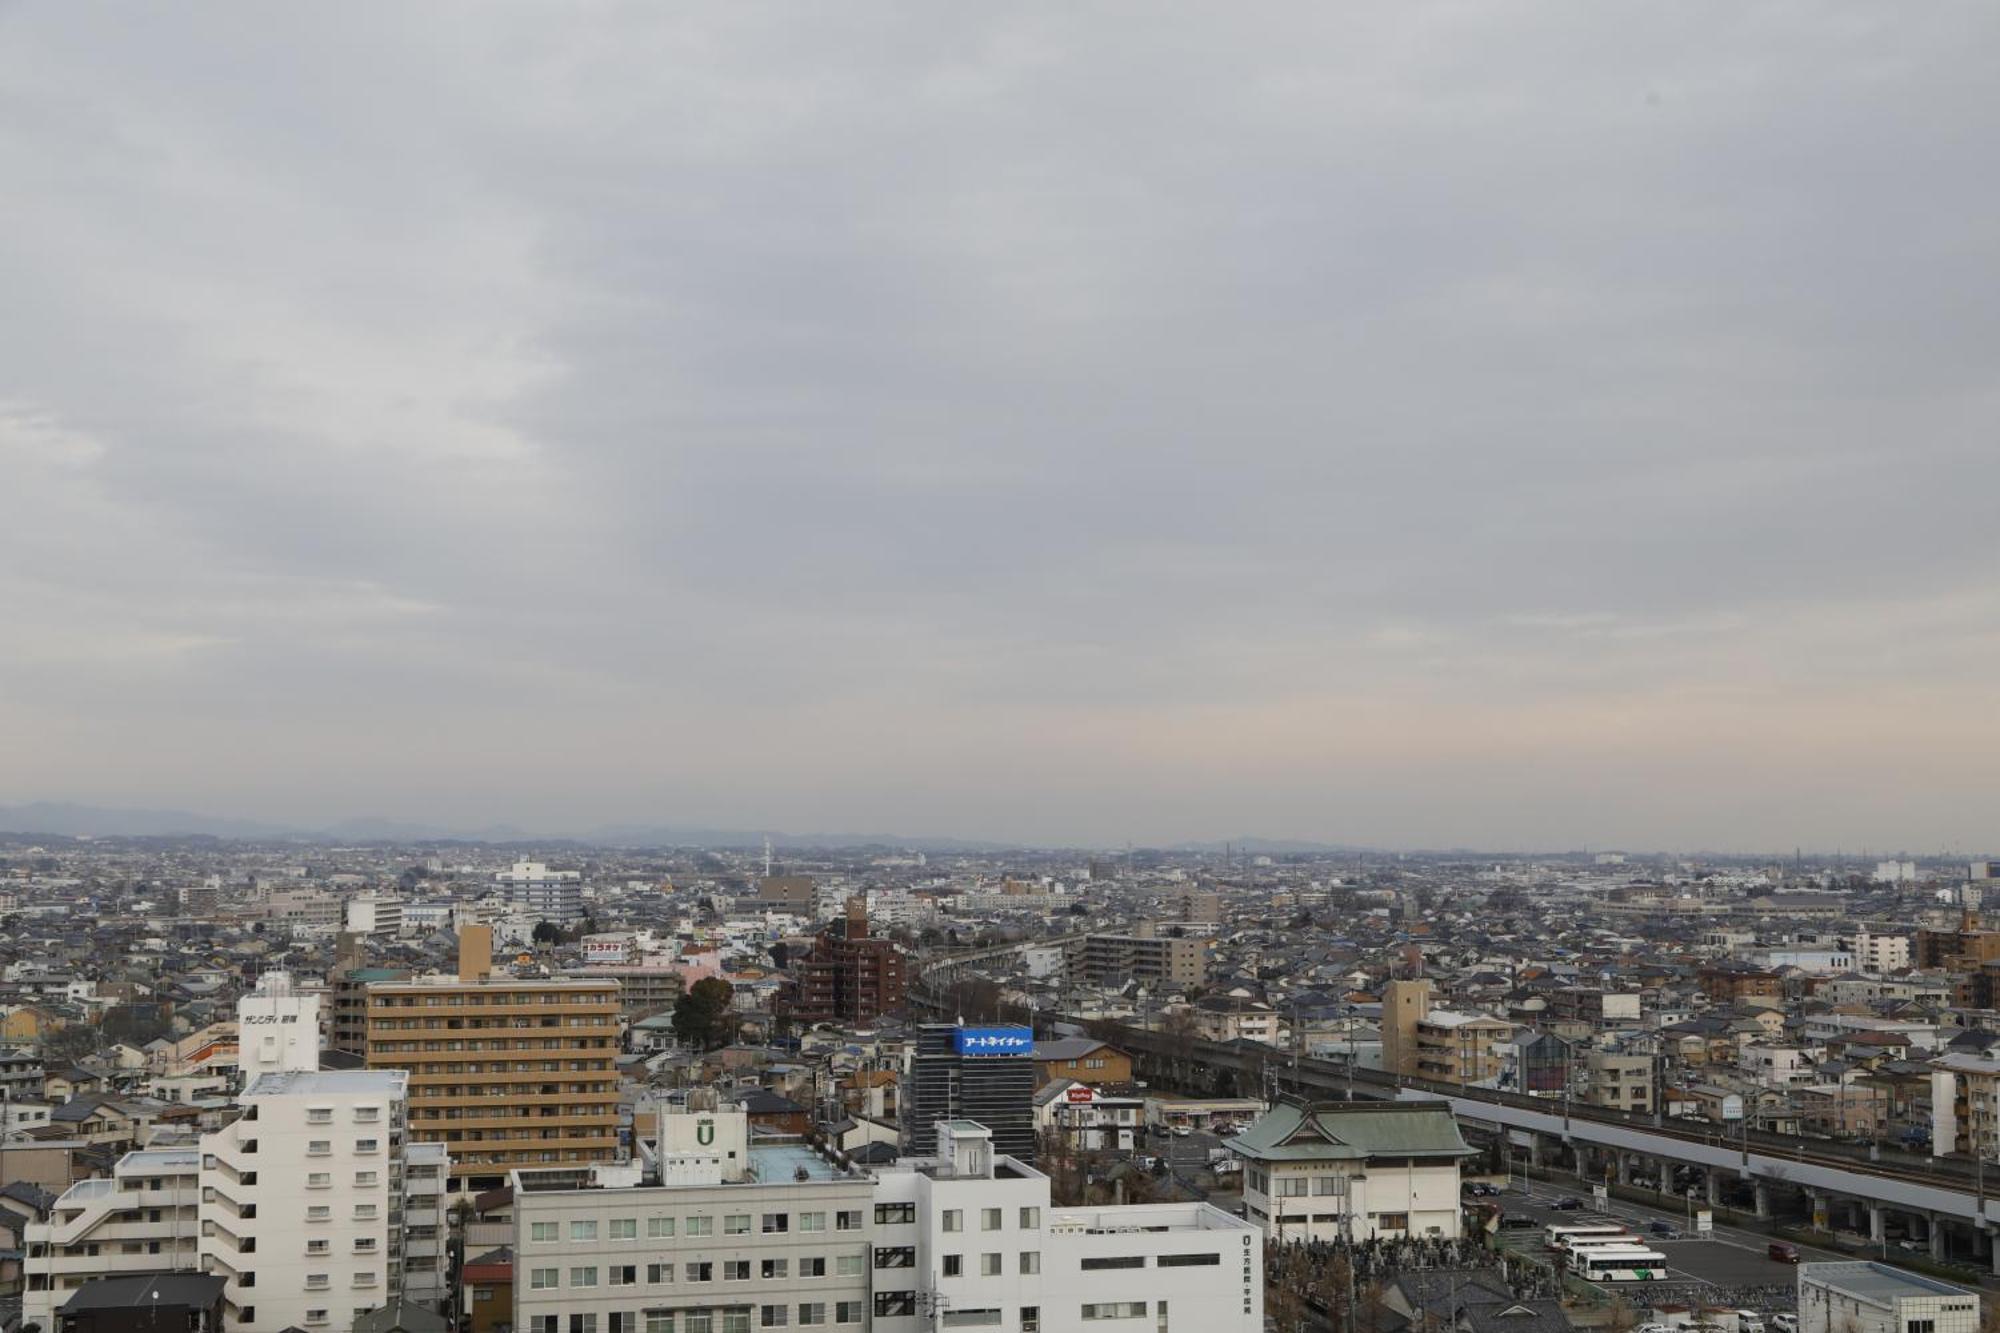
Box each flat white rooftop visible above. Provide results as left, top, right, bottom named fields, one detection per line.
left=245, top=1069, right=406, bottom=1096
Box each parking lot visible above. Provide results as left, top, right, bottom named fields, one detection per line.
left=1485, top=1184, right=1816, bottom=1306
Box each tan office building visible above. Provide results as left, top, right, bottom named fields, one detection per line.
left=1411, top=1011, right=1513, bottom=1086
left=364, top=928, right=621, bottom=1190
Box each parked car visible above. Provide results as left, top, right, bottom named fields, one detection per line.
left=1463, top=1182, right=1498, bottom=1197
left=1498, top=1214, right=1540, bottom=1230
left=1649, top=1221, right=1679, bottom=1238
left=1736, top=1310, right=1765, bottom=1333
left=1771, top=1315, right=1798, bottom=1333
left=1767, top=1242, right=1800, bottom=1264
left=1550, top=1197, right=1585, bottom=1211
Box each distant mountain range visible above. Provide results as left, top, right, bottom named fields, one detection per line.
left=0, top=801, right=1018, bottom=852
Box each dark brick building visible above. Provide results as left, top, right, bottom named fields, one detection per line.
left=789, top=900, right=907, bottom=1024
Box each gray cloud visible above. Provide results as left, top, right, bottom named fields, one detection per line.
left=3, top=2, right=1998, bottom=850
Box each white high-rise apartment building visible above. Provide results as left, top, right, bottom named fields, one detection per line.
left=24, top=1148, right=203, bottom=1329
left=496, top=861, right=584, bottom=924
left=345, top=895, right=405, bottom=940
left=200, top=1069, right=446, bottom=1333
left=237, top=972, right=321, bottom=1081
left=872, top=1121, right=1259, bottom=1333
left=1846, top=931, right=1912, bottom=975
left=513, top=1107, right=1262, bottom=1333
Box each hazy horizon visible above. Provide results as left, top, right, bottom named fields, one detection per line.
left=5, top=5, right=1998, bottom=853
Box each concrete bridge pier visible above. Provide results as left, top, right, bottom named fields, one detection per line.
left=1704, top=1172, right=1720, bottom=1207
left=1752, top=1179, right=1772, bottom=1220
left=1931, top=1213, right=1947, bottom=1262
left=1869, top=1203, right=1885, bottom=1245
left=1527, top=1135, right=1544, bottom=1170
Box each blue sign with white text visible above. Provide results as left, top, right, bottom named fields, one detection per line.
left=955, top=1025, right=1032, bottom=1056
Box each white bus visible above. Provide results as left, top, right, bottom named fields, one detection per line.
left=1570, top=1246, right=1669, bottom=1282
left=1544, top=1223, right=1633, bottom=1251
left=1562, top=1234, right=1644, bottom=1256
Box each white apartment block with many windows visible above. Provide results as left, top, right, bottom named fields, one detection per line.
left=871, top=1121, right=1259, bottom=1333
left=24, top=1148, right=204, bottom=1329
left=512, top=1100, right=875, bottom=1333
left=515, top=1106, right=1262, bottom=1333
left=200, top=1069, right=447, bottom=1333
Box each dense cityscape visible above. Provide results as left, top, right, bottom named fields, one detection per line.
left=0, top=835, right=1996, bottom=1333
left=7, top=5, right=1997, bottom=1333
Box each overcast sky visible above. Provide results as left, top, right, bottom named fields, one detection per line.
left=3, top=4, right=1997, bottom=852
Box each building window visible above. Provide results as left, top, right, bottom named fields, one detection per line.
left=571, top=1267, right=599, bottom=1287
left=609, top=1218, right=637, bottom=1239
left=942, top=1209, right=962, bottom=1232
left=307, top=1141, right=331, bottom=1156
left=1022, top=1309, right=1039, bottom=1333
left=800, top=1257, right=825, bottom=1278
left=836, top=1255, right=863, bottom=1278
left=610, top=1265, right=637, bottom=1286
left=307, top=1109, right=332, bottom=1125
left=687, top=1217, right=714, bottom=1237
left=725, top=1214, right=751, bottom=1235
left=1081, top=1304, right=1147, bottom=1320
left=307, top=1240, right=330, bottom=1256
left=875, top=1293, right=916, bottom=1318
left=533, top=1319, right=559, bottom=1333
left=761, top=1308, right=788, bottom=1329
left=646, top=1318, right=674, bottom=1333
left=530, top=1268, right=559, bottom=1290
left=981, top=1208, right=1002, bottom=1231
left=1157, top=1254, right=1220, bottom=1267
left=1376, top=1213, right=1409, bottom=1232
left=761, top=1259, right=788, bottom=1280
left=1019, top=1251, right=1040, bottom=1274
left=1082, top=1257, right=1145, bottom=1271
left=980, top=1253, right=1002, bottom=1276
left=308, top=1206, right=331, bottom=1222
left=572, top=1221, right=599, bottom=1241
left=799, top=1211, right=826, bottom=1232
left=531, top=1222, right=558, bottom=1243
left=1020, top=1207, right=1040, bottom=1229
left=305, top=1312, right=328, bottom=1326
left=686, top=1262, right=713, bottom=1283
left=354, top=1171, right=377, bottom=1188
left=646, top=1263, right=673, bottom=1284
left=942, top=1255, right=962, bottom=1277
left=799, top=1306, right=825, bottom=1327
left=762, top=1213, right=789, bottom=1234
left=648, top=1216, right=675, bottom=1238
left=875, top=1203, right=915, bottom=1226
left=570, top=1317, right=599, bottom=1333
left=835, top=1303, right=860, bottom=1325
left=941, top=1315, right=1000, bottom=1329
left=355, top=1138, right=379, bottom=1154
left=836, top=1210, right=863, bottom=1231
